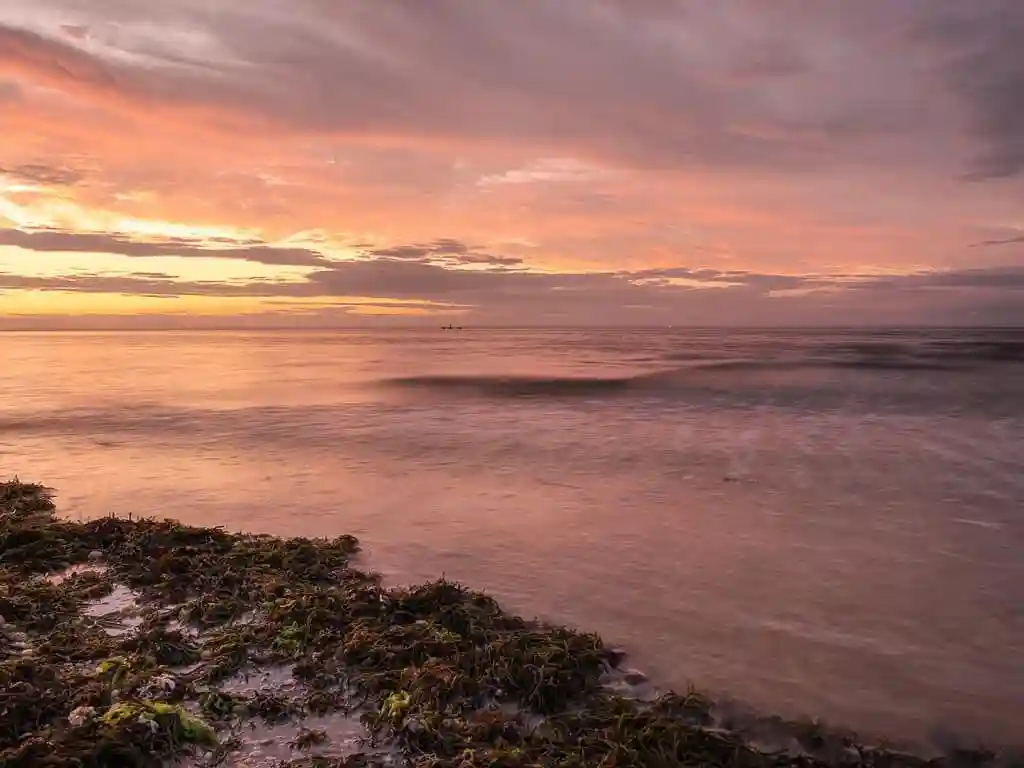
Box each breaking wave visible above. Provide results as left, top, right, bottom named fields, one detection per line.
left=382, top=347, right=1015, bottom=400
left=384, top=374, right=639, bottom=398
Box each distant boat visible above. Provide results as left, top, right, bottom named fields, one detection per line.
left=440, top=323, right=464, bottom=330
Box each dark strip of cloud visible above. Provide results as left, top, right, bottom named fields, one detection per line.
left=367, top=239, right=474, bottom=260
left=4, top=263, right=1023, bottom=327
left=0, top=163, right=83, bottom=186
left=4, top=259, right=1023, bottom=302
left=365, top=238, right=523, bottom=268
left=1, top=228, right=526, bottom=271
left=856, top=267, right=1024, bottom=291
left=453, top=253, right=524, bottom=267
left=0, top=228, right=331, bottom=267
left=970, top=235, right=1024, bottom=247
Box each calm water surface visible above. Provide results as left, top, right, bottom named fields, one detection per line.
left=1, top=328, right=1022, bottom=749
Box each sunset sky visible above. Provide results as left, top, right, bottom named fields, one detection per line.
left=1, top=0, right=1022, bottom=327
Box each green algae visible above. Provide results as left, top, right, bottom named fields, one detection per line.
left=381, top=690, right=412, bottom=722
left=0, top=478, right=1011, bottom=768
left=98, top=700, right=215, bottom=744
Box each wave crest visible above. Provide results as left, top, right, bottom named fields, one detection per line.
left=384, top=374, right=638, bottom=398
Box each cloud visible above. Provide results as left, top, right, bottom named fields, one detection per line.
left=0, top=2, right=989, bottom=177
left=365, top=238, right=523, bottom=268
left=0, top=1, right=1022, bottom=331
left=0, top=228, right=332, bottom=266
left=453, top=253, right=524, bottom=268
left=859, top=266, right=1024, bottom=291
left=0, top=163, right=83, bottom=186
left=924, top=0, right=1024, bottom=180
left=478, top=158, right=612, bottom=187
left=3, top=251, right=1022, bottom=325
left=0, top=25, right=121, bottom=94
left=60, top=24, right=89, bottom=41
left=368, top=242, right=462, bottom=261
left=970, top=235, right=1024, bottom=248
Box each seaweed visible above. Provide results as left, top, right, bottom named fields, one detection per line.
left=0, top=478, right=1008, bottom=768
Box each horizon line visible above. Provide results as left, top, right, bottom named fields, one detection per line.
left=1, top=324, right=1022, bottom=333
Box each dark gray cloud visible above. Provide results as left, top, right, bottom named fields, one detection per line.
left=366, top=239, right=523, bottom=268
left=369, top=245, right=446, bottom=261
left=306, top=259, right=554, bottom=300
left=453, top=253, right=524, bottom=268
left=924, top=0, right=1024, bottom=180
left=0, top=272, right=203, bottom=296
left=3, top=257, right=1022, bottom=325
left=0, top=163, right=83, bottom=186
left=856, top=267, right=1024, bottom=292
left=970, top=235, right=1024, bottom=248
left=0, top=228, right=331, bottom=267
left=6, top=1, right=1019, bottom=177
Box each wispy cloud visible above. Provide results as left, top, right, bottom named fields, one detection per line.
left=0, top=228, right=332, bottom=267
left=0, top=163, right=83, bottom=187
left=970, top=234, right=1024, bottom=248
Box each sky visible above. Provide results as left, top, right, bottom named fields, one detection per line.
left=0, top=0, right=1022, bottom=327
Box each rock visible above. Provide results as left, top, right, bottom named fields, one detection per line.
left=606, top=647, right=628, bottom=668
left=140, top=674, right=177, bottom=696
left=88, top=550, right=104, bottom=562
left=623, top=669, right=648, bottom=686
left=843, top=747, right=863, bottom=763
left=787, top=738, right=808, bottom=757
left=68, top=706, right=96, bottom=727
left=0, top=616, right=6, bottom=628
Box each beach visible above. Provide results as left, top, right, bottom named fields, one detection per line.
left=3, top=478, right=1016, bottom=768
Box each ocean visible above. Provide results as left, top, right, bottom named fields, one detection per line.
left=1, top=327, right=1022, bottom=750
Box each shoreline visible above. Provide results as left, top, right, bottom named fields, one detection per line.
left=0, top=479, right=1015, bottom=768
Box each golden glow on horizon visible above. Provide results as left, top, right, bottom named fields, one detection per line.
left=0, top=192, right=264, bottom=244
left=0, top=289, right=466, bottom=317
left=1, top=291, right=272, bottom=316
left=347, top=304, right=462, bottom=317
left=0, top=247, right=313, bottom=282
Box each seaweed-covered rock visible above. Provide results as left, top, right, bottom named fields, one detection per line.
left=0, top=479, right=1005, bottom=768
